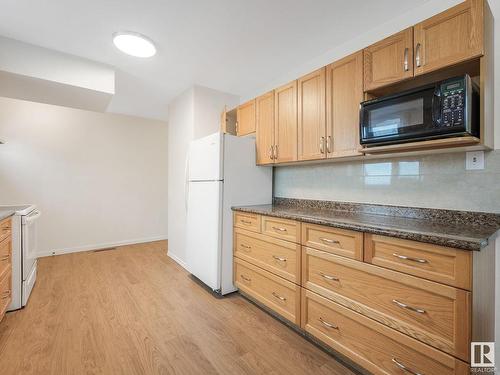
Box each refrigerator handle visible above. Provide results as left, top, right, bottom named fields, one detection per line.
left=184, top=154, right=190, bottom=211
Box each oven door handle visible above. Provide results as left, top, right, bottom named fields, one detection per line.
left=431, top=89, right=442, bottom=126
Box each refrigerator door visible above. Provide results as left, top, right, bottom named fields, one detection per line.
left=185, top=180, right=223, bottom=291
left=188, top=132, right=223, bottom=181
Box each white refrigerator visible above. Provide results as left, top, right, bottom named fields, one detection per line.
left=185, top=132, right=272, bottom=295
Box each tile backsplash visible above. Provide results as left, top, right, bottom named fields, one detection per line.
left=273, top=150, right=500, bottom=213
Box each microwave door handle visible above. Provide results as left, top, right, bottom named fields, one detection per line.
left=432, top=90, right=442, bottom=125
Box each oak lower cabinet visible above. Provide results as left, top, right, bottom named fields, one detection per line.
left=233, top=212, right=473, bottom=373
left=0, top=217, right=12, bottom=323
left=237, top=99, right=256, bottom=136
left=301, top=289, right=469, bottom=375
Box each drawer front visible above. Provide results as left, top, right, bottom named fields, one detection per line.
left=261, top=216, right=300, bottom=243
left=234, top=228, right=300, bottom=284
left=0, top=218, right=12, bottom=243
left=302, top=223, right=363, bottom=260
left=0, top=269, right=12, bottom=320
left=365, top=234, right=472, bottom=290
left=0, top=237, right=12, bottom=280
left=302, top=289, right=469, bottom=375
left=302, top=247, right=471, bottom=360
left=234, top=258, right=300, bottom=325
left=234, top=212, right=261, bottom=233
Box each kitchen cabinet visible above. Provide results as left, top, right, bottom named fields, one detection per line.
left=274, top=81, right=298, bottom=163
left=220, top=106, right=237, bottom=135
left=326, top=51, right=364, bottom=158
left=413, top=0, right=484, bottom=76
left=236, top=99, right=256, bottom=136
left=297, top=68, right=326, bottom=161
left=255, top=91, right=275, bottom=165
left=363, top=28, right=414, bottom=91
left=0, top=217, right=12, bottom=323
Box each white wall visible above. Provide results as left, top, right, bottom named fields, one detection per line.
left=0, top=97, right=168, bottom=256
left=167, top=85, right=238, bottom=267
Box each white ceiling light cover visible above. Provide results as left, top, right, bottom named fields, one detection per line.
left=113, top=32, right=156, bottom=58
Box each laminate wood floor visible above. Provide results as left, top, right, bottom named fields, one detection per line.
left=0, top=241, right=356, bottom=375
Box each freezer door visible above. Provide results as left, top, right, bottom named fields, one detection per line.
left=185, top=181, right=223, bottom=291
left=188, top=132, right=223, bottom=181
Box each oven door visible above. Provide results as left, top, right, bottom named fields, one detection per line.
left=21, top=209, right=41, bottom=280
left=360, top=86, right=437, bottom=145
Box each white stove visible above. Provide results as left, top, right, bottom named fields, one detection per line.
left=1, top=205, right=41, bottom=310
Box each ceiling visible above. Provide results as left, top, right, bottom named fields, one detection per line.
left=0, top=0, right=433, bottom=121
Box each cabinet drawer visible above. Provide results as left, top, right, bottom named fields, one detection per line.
left=0, top=218, right=12, bottom=243
left=302, top=247, right=471, bottom=360
left=234, top=228, right=300, bottom=284
left=0, top=236, right=11, bottom=280
left=301, top=289, right=469, bottom=375
left=0, top=269, right=12, bottom=321
left=365, top=234, right=472, bottom=290
left=302, top=223, right=363, bottom=260
left=234, top=212, right=261, bottom=233
left=261, top=216, right=300, bottom=243
left=234, top=258, right=300, bottom=325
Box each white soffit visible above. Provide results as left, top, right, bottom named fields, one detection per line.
left=0, top=36, right=115, bottom=112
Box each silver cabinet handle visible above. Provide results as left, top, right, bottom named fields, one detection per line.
left=415, top=43, right=421, bottom=67
left=0, top=255, right=9, bottom=261
left=272, top=292, right=286, bottom=301
left=2, top=227, right=11, bottom=231
left=240, top=244, right=251, bottom=252
left=403, top=47, right=409, bottom=71
left=319, top=317, right=339, bottom=330
left=272, top=226, right=287, bottom=232
left=393, top=253, right=428, bottom=264
left=392, top=299, right=426, bottom=314
left=320, top=272, right=339, bottom=281
left=274, top=144, right=279, bottom=160
left=268, top=145, right=274, bottom=160
left=272, top=255, right=287, bottom=262
left=392, top=358, right=423, bottom=375
left=240, top=219, right=252, bottom=225
left=1, top=290, right=11, bottom=300
left=326, top=136, right=332, bottom=153
left=320, top=237, right=340, bottom=245
left=319, top=136, right=325, bottom=154
left=240, top=275, right=251, bottom=282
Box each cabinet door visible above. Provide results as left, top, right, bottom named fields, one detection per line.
left=297, top=68, right=326, bottom=161
left=363, top=28, right=414, bottom=91
left=237, top=99, right=256, bottom=136
left=274, top=81, right=298, bottom=163
left=414, top=0, right=483, bottom=76
left=255, top=91, right=275, bottom=165
left=326, top=51, right=364, bottom=158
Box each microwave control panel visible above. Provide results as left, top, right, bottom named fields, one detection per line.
left=441, top=80, right=465, bottom=127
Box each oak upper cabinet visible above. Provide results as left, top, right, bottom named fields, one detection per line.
left=237, top=99, right=256, bottom=136
left=363, top=28, right=414, bottom=91
left=326, top=51, right=364, bottom=158
left=297, top=68, right=326, bottom=161
left=274, top=81, right=298, bottom=163
left=255, top=91, right=275, bottom=165
left=413, top=0, right=484, bottom=76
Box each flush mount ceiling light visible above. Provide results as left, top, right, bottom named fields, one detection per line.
left=112, top=32, right=156, bottom=58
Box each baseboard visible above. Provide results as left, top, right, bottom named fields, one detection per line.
left=167, top=252, right=188, bottom=271
left=37, top=235, right=168, bottom=257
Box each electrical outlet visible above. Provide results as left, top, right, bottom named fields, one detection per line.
left=466, top=151, right=485, bottom=170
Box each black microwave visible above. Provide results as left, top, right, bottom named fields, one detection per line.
left=359, top=75, right=479, bottom=146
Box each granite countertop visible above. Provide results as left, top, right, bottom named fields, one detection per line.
left=0, top=209, right=15, bottom=221
left=232, top=198, right=500, bottom=251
